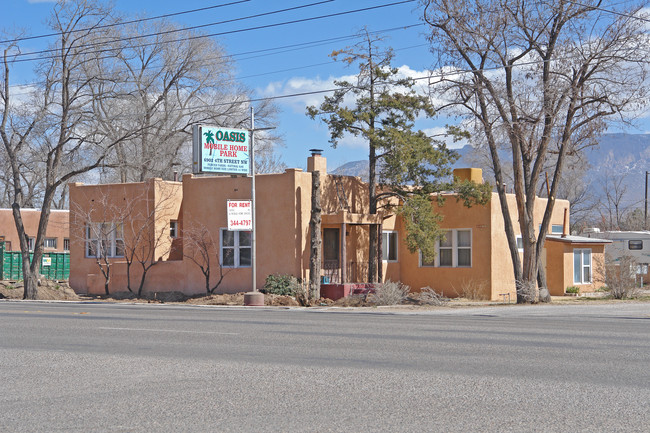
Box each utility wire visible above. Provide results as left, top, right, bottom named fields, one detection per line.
left=0, top=0, right=252, bottom=45
left=8, top=0, right=417, bottom=64
left=10, top=0, right=337, bottom=59
left=6, top=24, right=424, bottom=93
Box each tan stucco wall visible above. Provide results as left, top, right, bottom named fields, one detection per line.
left=0, top=208, right=69, bottom=252
left=545, top=241, right=606, bottom=295
left=393, top=194, right=493, bottom=299
left=68, top=160, right=575, bottom=300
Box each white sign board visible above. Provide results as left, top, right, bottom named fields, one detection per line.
left=227, top=200, right=252, bottom=231
left=192, top=125, right=250, bottom=175
left=42, top=257, right=52, bottom=267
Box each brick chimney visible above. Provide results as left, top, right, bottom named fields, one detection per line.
left=307, top=148, right=327, bottom=173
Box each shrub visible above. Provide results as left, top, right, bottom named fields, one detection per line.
left=368, top=280, right=409, bottom=306
left=604, top=255, right=642, bottom=299
left=418, top=286, right=448, bottom=306
left=261, top=274, right=301, bottom=296
left=516, top=279, right=538, bottom=303
left=565, top=286, right=580, bottom=294
left=452, top=278, right=488, bottom=300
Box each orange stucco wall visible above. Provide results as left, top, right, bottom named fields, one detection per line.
left=545, top=241, right=607, bottom=295
left=0, top=208, right=69, bottom=252
left=68, top=158, right=580, bottom=300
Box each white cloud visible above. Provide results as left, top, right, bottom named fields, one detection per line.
left=260, top=65, right=433, bottom=113
left=423, top=126, right=469, bottom=150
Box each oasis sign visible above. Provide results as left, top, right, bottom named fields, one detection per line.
left=192, top=125, right=250, bottom=175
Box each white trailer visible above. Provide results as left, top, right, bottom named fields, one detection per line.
left=581, top=229, right=650, bottom=280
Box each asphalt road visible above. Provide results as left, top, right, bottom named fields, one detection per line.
left=1, top=301, right=649, bottom=432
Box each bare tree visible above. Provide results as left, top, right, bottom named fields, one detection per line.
left=1, top=0, right=144, bottom=299
left=70, top=190, right=125, bottom=296
left=97, top=19, right=282, bottom=183
left=598, top=173, right=637, bottom=230
left=120, top=181, right=181, bottom=297
left=183, top=220, right=229, bottom=295
left=422, top=0, right=650, bottom=302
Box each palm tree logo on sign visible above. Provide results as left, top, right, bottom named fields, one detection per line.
left=204, top=130, right=215, bottom=155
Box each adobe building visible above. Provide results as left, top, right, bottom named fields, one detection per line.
left=68, top=153, right=608, bottom=299
left=0, top=208, right=70, bottom=253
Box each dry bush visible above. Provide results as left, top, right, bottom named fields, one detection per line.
left=417, top=287, right=448, bottom=306
left=294, top=281, right=310, bottom=306
left=367, top=280, right=409, bottom=306
left=516, top=279, right=538, bottom=303
left=604, top=255, right=642, bottom=299
left=453, top=278, right=488, bottom=300
left=332, top=295, right=368, bottom=307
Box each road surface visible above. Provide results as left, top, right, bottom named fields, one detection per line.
left=1, top=301, right=649, bottom=432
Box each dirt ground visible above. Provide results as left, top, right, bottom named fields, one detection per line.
left=1, top=280, right=648, bottom=307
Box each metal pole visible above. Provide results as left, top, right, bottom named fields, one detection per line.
left=250, top=107, right=257, bottom=292
left=643, top=171, right=650, bottom=230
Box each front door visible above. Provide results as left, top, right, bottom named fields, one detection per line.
left=323, top=228, right=340, bottom=283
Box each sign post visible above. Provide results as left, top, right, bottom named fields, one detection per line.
left=191, top=111, right=273, bottom=306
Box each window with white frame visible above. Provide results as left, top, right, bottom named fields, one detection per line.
left=573, top=249, right=592, bottom=284
left=421, top=229, right=472, bottom=267
left=85, top=222, right=124, bottom=258
left=221, top=229, right=251, bottom=267
left=28, top=237, right=35, bottom=251
left=170, top=220, right=178, bottom=238
left=382, top=231, right=398, bottom=261
left=63, top=238, right=70, bottom=251
left=516, top=235, right=524, bottom=252
left=44, top=238, right=57, bottom=249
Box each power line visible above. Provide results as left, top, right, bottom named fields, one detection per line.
left=6, top=24, right=424, bottom=94
left=10, top=0, right=337, bottom=59
left=0, top=0, right=252, bottom=45
left=8, top=0, right=417, bottom=64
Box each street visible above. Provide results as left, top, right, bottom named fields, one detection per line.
left=1, top=301, right=649, bottom=432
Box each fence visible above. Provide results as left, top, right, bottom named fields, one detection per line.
left=0, top=242, right=70, bottom=280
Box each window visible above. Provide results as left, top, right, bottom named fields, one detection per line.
left=63, top=238, right=70, bottom=251
left=85, top=222, right=124, bottom=258
left=539, top=224, right=564, bottom=234
left=44, top=238, right=57, bottom=249
left=629, top=240, right=643, bottom=250
left=170, top=220, right=178, bottom=238
left=221, top=229, right=251, bottom=267
left=573, top=249, right=592, bottom=284
left=382, top=231, right=398, bottom=262
left=28, top=237, right=35, bottom=251
left=421, top=229, right=472, bottom=267
left=516, top=236, right=524, bottom=252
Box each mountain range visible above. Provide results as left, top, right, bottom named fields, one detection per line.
left=331, top=133, right=650, bottom=208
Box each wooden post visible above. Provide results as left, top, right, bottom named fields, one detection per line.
left=309, top=170, right=322, bottom=300
left=377, top=224, right=383, bottom=283
left=341, top=222, right=347, bottom=284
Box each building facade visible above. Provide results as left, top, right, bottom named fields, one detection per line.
left=68, top=154, right=608, bottom=299
left=0, top=208, right=70, bottom=253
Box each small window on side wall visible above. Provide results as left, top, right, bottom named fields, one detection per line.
left=629, top=240, right=643, bottom=250
left=170, top=220, right=178, bottom=238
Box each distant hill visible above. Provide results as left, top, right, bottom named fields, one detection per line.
left=331, top=133, right=650, bottom=205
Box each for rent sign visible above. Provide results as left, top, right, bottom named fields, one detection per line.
left=227, top=200, right=252, bottom=231
left=192, top=125, right=250, bottom=175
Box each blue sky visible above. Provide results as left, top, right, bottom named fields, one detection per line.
left=3, top=0, right=444, bottom=171
left=4, top=0, right=650, bottom=172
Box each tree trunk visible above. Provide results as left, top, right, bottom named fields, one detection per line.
left=309, top=170, right=322, bottom=300
left=23, top=270, right=38, bottom=300
left=537, top=265, right=551, bottom=303
left=368, top=142, right=378, bottom=283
